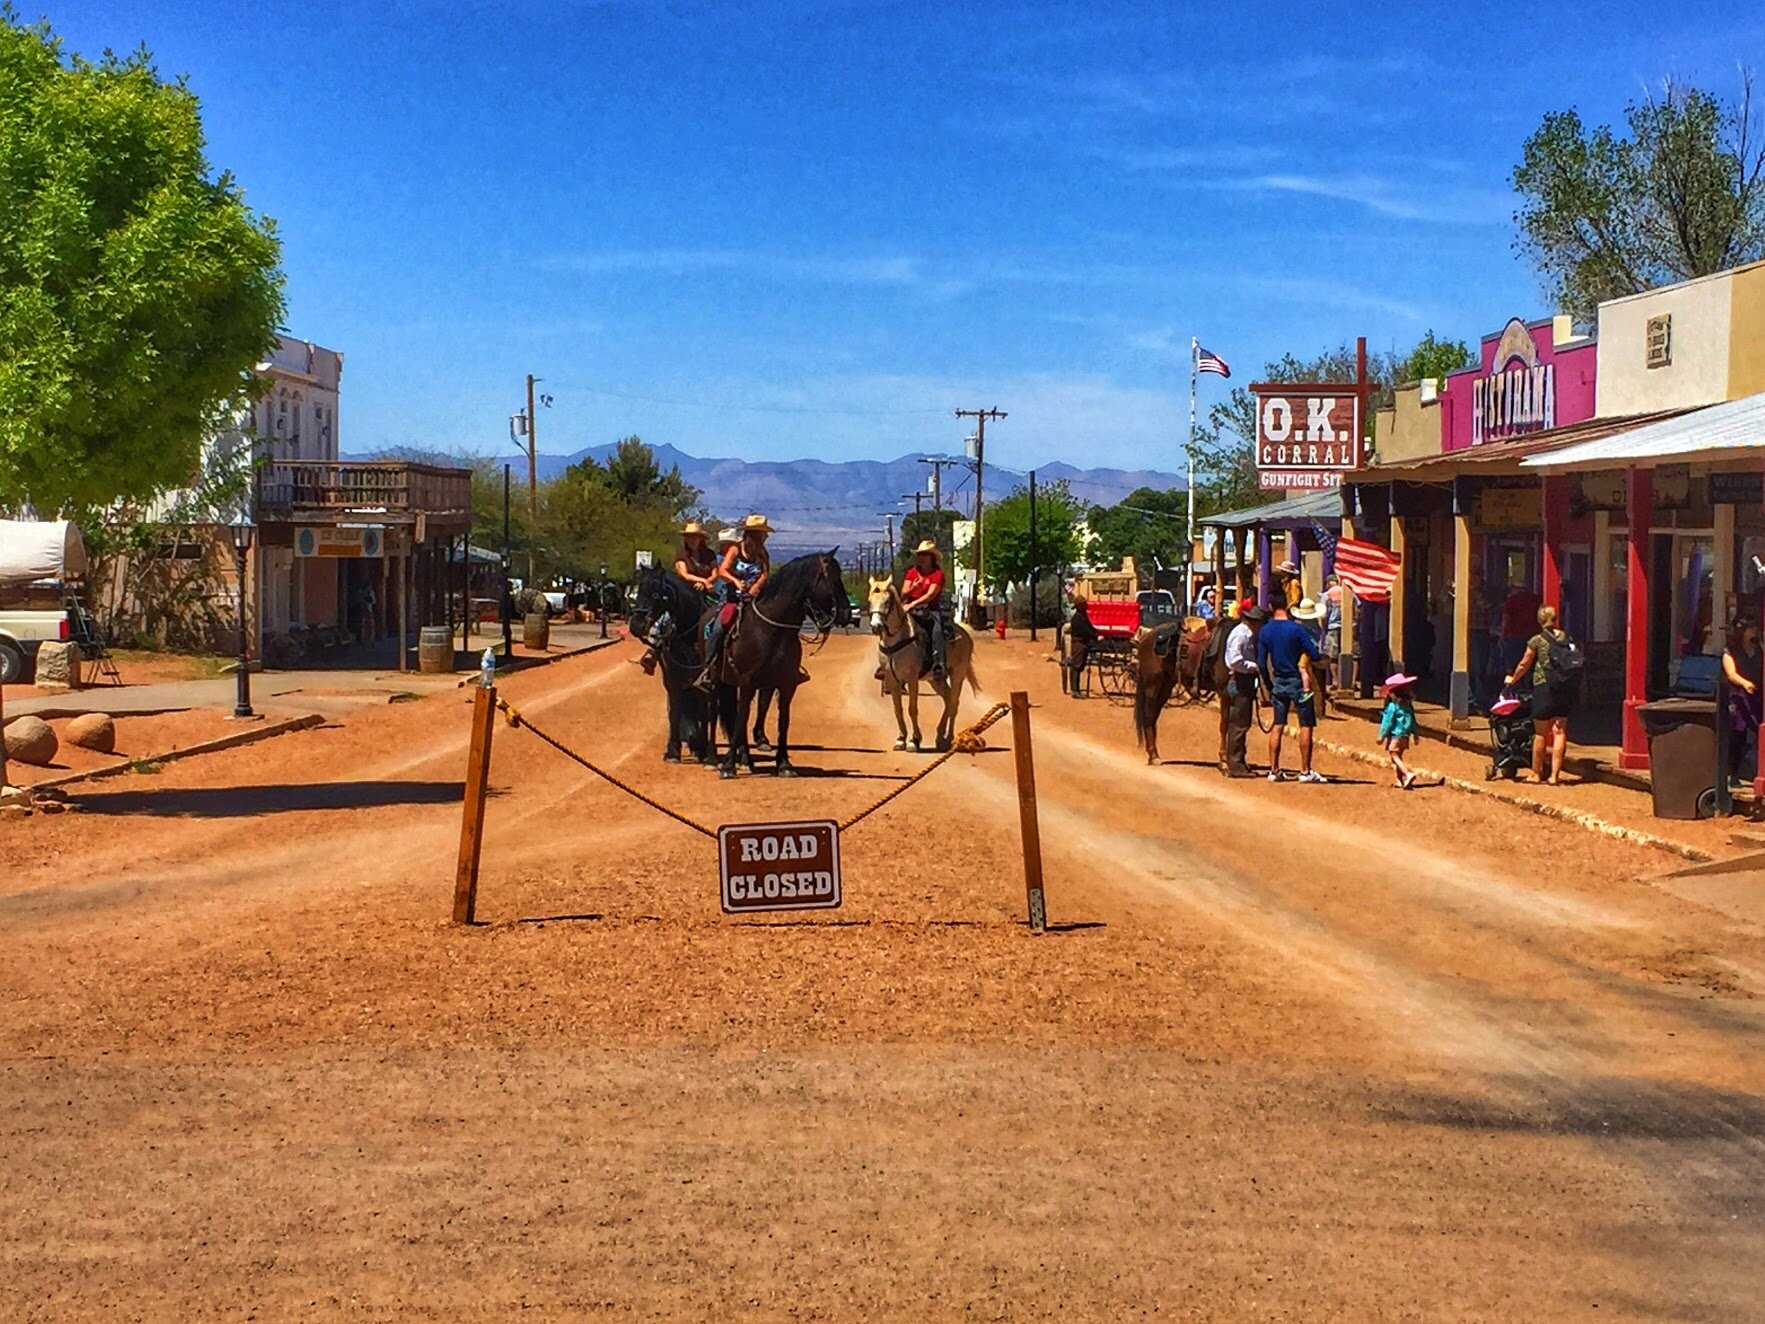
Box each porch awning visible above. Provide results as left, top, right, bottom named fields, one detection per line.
left=1520, top=391, right=1765, bottom=473
left=1353, top=409, right=1692, bottom=483
left=1200, top=488, right=1342, bottom=530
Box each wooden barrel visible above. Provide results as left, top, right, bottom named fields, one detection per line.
left=418, top=625, right=453, bottom=674
left=523, top=611, right=550, bottom=650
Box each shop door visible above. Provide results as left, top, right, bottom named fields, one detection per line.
left=1563, top=545, right=1592, bottom=641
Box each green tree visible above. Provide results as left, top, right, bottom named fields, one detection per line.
left=0, top=13, right=285, bottom=512
left=1396, top=329, right=1473, bottom=384
left=1085, top=486, right=1187, bottom=571
left=1513, top=76, right=1765, bottom=320
left=893, top=508, right=960, bottom=575
left=535, top=439, right=702, bottom=582
left=978, top=479, right=1088, bottom=592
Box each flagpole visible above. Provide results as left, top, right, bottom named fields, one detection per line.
left=1186, top=336, right=1198, bottom=582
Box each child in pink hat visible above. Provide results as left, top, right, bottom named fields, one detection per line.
left=1378, top=671, right=1421, bottom=789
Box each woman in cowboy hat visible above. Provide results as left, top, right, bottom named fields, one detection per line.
left=1291, top=595, right=1330, bottom=718
left=900, top=539, right=948, bottom=680
left=697, top=515, right=774, bottom=689
left=674, top=521, right=718, bottom=596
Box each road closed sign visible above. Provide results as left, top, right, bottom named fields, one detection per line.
left=718, top=820, right=842, bottom=913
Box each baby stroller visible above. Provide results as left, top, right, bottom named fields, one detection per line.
left=1482, top=691, right=1533, bottom=780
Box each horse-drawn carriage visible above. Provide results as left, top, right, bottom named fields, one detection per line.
left=1061, top=597, right=1140, bottom=700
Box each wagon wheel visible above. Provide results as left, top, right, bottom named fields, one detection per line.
left=1098, top=654, right=1135, bottom=703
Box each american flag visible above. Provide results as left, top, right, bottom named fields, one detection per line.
left=1196, top=346, right=1231, bottom=378
left=1313, top=518, right=1399, bottom=603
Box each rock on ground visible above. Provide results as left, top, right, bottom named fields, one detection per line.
left=32, top=641, right=83, bottom=690
left=3, top=715, right=58, bottom=766
left=65, top=712, right=116, bottom=753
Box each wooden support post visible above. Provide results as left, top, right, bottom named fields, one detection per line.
left=1009, top=690, right=1047, bottom=934
left=452, top=684, right=496, bottom=923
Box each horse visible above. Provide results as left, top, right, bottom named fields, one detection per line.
left=705, top=550, right=851, bottom=779
left=1133, top=616, right=1234, bottom=768
left=627, top=567, right=716, bottom=765
left=628, top=568, right=779, bottom=764
left=867, top=577, right=981, bottom=752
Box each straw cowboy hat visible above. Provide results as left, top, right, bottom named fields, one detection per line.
left=742, top=513, right=774, bottom=534
left=679, top=520, right=706, bottom=537
left=1382, top=671, right=1419, bottom=692
left=1291, top=596, right=1325, bottom=622
left=913, top=539, right=941, bottom=559
left=717, top=526, right=740, bottom=546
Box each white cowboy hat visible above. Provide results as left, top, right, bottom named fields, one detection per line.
left=717, top=527, right=740, bottom=546
left=1291, top=597, right=1325, bottom=622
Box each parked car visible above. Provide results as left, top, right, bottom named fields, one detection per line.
left=1136, top=588, right=1182, bottom=628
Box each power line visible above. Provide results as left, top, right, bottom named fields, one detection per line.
left=542, top=382, right=948, bottom=418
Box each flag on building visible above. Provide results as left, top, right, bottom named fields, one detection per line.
left=1313, top=519, right=1400, bottom=602
left=1196, top=346, right=1231, bottom=378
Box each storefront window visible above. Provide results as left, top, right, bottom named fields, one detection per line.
left=1608, top=536, right=1628, bottom=642
left=1672, top=535, right=1714, bottom=663
left=1742, top=536, right=1765, bottom=597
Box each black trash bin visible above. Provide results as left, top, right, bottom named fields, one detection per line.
left=1637, top=698, right=1722, bottom=819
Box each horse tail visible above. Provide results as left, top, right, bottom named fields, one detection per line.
left=964, top=657, right=981, bottom=694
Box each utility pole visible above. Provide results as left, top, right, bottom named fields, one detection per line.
left=1028, top=469, right=1039, bottom=642
left=524, top=375, right=540, bottom=584
left=899, top=491, right=927, bottom=560
left=877, top=513, right=896, bottom=570
left=501, top=464, right=513, bottom=659
left=954, top=408, right=1006, bottom=625
left=920, top=455, right=961, bottom=570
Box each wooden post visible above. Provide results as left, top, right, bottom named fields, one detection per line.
left=1009, top=690, right=1047, bottom=934
left=452, top=684, right=496, bottom=923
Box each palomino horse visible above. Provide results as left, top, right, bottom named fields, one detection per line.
left=1133, top=617, right=1234, bottom=767
left=704, top=550, right=852, bottom=778
left=867, top=578, right=981, bottom=752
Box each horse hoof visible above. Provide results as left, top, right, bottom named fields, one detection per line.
left=663, top=752, right=681, bottom=764
left=775, top=764, right=798, bottom=778
left=893, top=739, right=907, bottom=751
left=752, top=736, right=772, bottom=750
left=699, top=755, right=720, bottom=768
left=719, top=766, right=737, bottom=780
left=910, top=742, right=923, bottom=754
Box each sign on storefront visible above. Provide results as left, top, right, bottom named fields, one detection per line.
left=1471, top=318, right=1557, bottom=446
left=1253, top=386, right=1362, bottom=491
left=718, top=820, right=842, bottom=913
left=295, top=526, right=384, bottom=558
left=1477, top=487, right=1541, bottom=528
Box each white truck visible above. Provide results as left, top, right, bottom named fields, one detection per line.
left=0, top=520, right=85, bottom=684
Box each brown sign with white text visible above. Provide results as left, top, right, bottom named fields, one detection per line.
left=1253, top=386, right=1362, bottom=491
left=718, top=820, right=842, bottom=913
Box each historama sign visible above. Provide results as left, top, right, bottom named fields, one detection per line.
left=718, top=820, right=842, bottom=913
left=1253, top=385, right=1363, bottom=491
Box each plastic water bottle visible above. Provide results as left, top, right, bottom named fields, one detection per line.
left=479, top=646, right=497, bottom=689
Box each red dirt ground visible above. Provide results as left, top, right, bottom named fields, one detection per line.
left=1, top=631, right=1762, bottom=1319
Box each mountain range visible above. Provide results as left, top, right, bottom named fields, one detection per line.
left=521, top=443, right=1184, bottom=549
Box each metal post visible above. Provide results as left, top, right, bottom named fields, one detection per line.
left=1009, top=690, right=1047, bottom=934
left=1028, top=469, right=1039, bottom=642
left=525, top=373, right=539, bottom=586
left=233, top=543, right=254, bottom=718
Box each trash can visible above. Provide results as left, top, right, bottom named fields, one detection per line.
left=1637, top=698, right=1721, bottom=819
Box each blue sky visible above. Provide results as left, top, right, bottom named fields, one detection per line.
left=52, top=0, right=1765, bottom=477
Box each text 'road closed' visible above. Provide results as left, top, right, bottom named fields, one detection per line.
left=717, top=820, right=842, bottom=913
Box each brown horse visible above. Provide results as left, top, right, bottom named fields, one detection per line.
left=1133, top=616, right=1233, bottom=767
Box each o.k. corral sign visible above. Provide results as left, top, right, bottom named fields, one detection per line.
left=1254, top=384, right=1363, bottom=491
left=718, top=820, right=842, bottom=913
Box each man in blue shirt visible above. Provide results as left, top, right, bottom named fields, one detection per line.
left=1257, top=600, right=1325, bottom=783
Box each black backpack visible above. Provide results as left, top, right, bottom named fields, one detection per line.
left=1545, top=629, right=1585, bottom=689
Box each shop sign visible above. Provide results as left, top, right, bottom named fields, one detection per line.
left=1478, top=487, right=1541, bottom=528
left=1472, top=318, right=1556, bottom=446
left=295, top=526, right=383, bottom=558
left=1709, top=472, right=1763, bottom=506
left=1253, top=385, right=1362, bottom=491
left=718, top=820, right=841, bottom=913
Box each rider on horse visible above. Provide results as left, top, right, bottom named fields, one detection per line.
left=696, top=514, right=772, bottom=690
left=900, top=540, right=948, bottom=680
left=674, top=520, right=718, bottom=596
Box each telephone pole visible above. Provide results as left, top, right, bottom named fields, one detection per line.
left=919, top=455, right=961, bottom=568
left=524, top=375, right=539, bottom=583
left=876, top=513, right=897, bottom=569
left=1028, top=468, right=1039, bottom=642
left=954, top=407, right=1006, bottom=623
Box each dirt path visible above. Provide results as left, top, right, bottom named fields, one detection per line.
left=2, top=633, right=1762, bottom=1319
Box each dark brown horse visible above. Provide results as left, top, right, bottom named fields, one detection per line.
left=1133, top=616, right=1233, bottom=767
left=705, top=550, right=851, bottom=778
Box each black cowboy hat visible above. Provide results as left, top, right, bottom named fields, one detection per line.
left=1239, top=604, right=1270, bottom=623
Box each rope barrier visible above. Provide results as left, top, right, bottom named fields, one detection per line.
left=491, top=694, right=1011, bottom=839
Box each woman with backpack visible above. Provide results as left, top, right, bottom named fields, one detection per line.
left=1503, top=604, right=1582, bottom=786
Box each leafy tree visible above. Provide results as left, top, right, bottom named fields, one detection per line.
left=1513, top=75, right=1765, bottom=319
left=535, top=439, right=701, bottom=582
left=0, top=13, right=285, bottom=512
left=978, top=479, right=1088, bottom=592
left=893, top=508, right=961, bottom=575
left=1086, top=485, right=1187, bottom=571
left=1396, top=329, right=1473, bottom=384
left=600, top=435, right=698, bottom=512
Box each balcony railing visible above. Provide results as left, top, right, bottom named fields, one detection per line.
left=256, top=461, right=472, bottom=521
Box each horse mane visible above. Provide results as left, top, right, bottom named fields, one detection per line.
left=637, top=564, right=704, bottom=617
left=758, top=551, right=833, bottom=604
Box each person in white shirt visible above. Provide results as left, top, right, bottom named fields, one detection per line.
left=1222, top=604, right=1267, bottom=777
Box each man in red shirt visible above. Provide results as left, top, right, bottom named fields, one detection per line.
left=900, top=540, right=948, bottom=679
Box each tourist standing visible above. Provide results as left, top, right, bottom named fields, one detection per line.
left=1723, top=614, right=1763, bottom=786
left=1256, top=600, right=1325, bottom=783
left=1503, top=604, right=1579, bottom=785
left=1222, top=604, right=1267, bottom=778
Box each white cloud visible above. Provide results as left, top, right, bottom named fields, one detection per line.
left=1242, top=173, right=1511, bottom=225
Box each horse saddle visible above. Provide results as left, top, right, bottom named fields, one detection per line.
left=1150, top=621, right=1186, bottom=659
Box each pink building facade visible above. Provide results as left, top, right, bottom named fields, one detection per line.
left=1441, top=315, right=1598, bottom=453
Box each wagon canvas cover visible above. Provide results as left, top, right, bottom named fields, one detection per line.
left=0, top=519, right=88, bottom=585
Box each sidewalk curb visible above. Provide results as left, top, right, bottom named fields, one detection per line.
left=1313, top=737, right=1714, bottom=864
left=455, top=635, right=626, bottom=687
left=29, top=713, right=327, bottom=791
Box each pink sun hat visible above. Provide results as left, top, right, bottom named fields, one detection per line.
left=1489, top=694, right=1523, bottom=716
left=1382, top=672, right=1419, bottom=692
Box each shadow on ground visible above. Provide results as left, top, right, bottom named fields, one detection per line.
left=70, top=780, right=463, bottom=818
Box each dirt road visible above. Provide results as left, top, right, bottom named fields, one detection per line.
left=2, top=633, right=1762, bottom=1319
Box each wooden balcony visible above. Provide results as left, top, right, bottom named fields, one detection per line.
left=256, top=461, right=473, bottom=534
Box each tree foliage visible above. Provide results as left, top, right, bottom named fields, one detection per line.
left=1085, top=485, right=1187, bottom=571
left=893, top=508, right=961, bottom=574
left=978, top=479, right=1088, bottom=591
left=1513, top=75, right=1765, bottom=319
left=1396, top=329, right=1473, bottom=384
left=0, top=12, right=285, bottom=512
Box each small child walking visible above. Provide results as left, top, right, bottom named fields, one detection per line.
left=1379, top=671, right=1421, bottom=789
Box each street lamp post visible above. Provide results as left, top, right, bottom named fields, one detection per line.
left=229, top=511, right=256, bottom=719
left=599, top=562, right=610, bottom=639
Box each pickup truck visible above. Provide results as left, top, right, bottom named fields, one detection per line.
left=0, top=602, right=73, bottom=684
